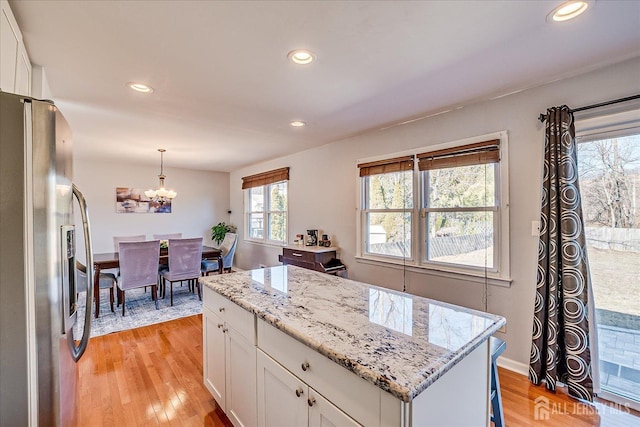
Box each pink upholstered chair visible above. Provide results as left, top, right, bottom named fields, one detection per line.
left=160, top=237, right=203, bottom=306
left=117, top=240, right=160, bottom=316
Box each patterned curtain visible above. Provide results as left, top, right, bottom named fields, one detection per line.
left=529, top=106, right=594, bottom=401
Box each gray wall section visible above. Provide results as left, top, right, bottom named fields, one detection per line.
left=228, top=56, right=640, bottom=371
left=0, top=92, right=29, bottom=424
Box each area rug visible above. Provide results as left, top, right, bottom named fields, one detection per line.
left=74, top=283, right=203, bottom=338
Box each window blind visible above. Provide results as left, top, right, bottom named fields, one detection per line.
left=417, top=139, right=500, bottom=171
left=357, top=155, right=414, bottom=177
left=242, top=167, right=290, bottom=189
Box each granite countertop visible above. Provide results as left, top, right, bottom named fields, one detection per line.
left=200, top=265, right=506, bottom=402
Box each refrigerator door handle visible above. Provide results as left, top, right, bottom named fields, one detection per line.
left=71, top=184, right=94, bottom=362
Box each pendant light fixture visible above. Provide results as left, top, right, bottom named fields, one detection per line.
left=145, top=149, right=177, bottom=205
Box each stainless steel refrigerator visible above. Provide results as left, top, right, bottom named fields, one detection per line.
left=0, top=91, right=94, bottom=426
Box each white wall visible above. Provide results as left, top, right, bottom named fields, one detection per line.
left=74, top=157, right=229, bottom=255
left=229, top=56, right=640, bottom=370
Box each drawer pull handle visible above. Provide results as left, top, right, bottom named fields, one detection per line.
left=217, top=324, right=223, bottom=329
left=307, top=397, right=315, bottom=407
left=219, top=307, right=225, bottom=312
left=301, top=362, right=310, bottom=371
left=292, top=253, right=303, bottom=257
left=222, top=328, right=228, bottom=333
left=295, top=388, right=304, bottom=397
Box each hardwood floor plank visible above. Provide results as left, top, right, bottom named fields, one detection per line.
left=77, top=315, right=640, bottom=426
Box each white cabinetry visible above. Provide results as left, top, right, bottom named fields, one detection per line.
left=203, top=289, right=257, bottom=427
left=257, top=350, right=359, bottom=427
left=0, top=0, right=31, bottom=96
left=203, top=286, right=491, bottom=427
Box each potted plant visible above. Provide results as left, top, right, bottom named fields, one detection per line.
left=211, top=222, right=236, bottom=245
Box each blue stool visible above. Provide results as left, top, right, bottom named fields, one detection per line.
left=490, top=337, right=506, bottom=427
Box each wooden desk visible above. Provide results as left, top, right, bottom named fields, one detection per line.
left=92, top=246, right=222, bottom=318
left=279, top=245, right=346, bottom=277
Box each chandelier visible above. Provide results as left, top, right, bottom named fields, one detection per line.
left=145, top=148, right=177, bottom=205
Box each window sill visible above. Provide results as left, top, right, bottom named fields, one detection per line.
left=354, top=256, right=512, bottom=288
left=244, top=239, right=287, bottom=249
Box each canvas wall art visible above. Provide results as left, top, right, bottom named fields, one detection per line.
left=116, top=187, right=172, bottom=213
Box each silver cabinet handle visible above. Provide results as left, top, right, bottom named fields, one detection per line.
left=295, top=388, right=304, bottom=397
left=222, top=328, right=228, bottom=333
left=292, top=253, right=303, bottom=257
left=217, top=324, right=224, bottom=328
left=219, top=307, right=225, bottom=312
left=307, top=397, right=316, bottom=407
left=301, top=362, right=310, bottom=371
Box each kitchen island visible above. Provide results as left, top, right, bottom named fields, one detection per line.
left=200, top=265, right=506, bottom=427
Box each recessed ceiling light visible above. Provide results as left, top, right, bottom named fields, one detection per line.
left=548, top=1, right=590, bottom=22
left=290, top=121, right=306, bottom=127
left=127, top=82, right=154, bottom=93
left=287, top=49, right=315, bottom=65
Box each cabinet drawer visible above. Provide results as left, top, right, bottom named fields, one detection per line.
left=258, top=320, right=379, bottom=427
left=282, top=248, right=316, bottom=263
left=203, top=287, right=255, bottom=344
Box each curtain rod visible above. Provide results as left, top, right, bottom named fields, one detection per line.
left=537, top=94, right=640, bottom=123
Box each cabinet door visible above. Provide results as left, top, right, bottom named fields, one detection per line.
left=308, top=389, right=361, bottom=427
left=203, top=308, right=226, bottom=409
left=1, top=2, right=19, bottom=91
left=257, top=350, right=308, bottom=427
left=226, top=325, right=257, bottom=427
left=14, top=43, right=30, bottom=96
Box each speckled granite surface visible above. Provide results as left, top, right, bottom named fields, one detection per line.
left=200, top=265, right=505, bottom=402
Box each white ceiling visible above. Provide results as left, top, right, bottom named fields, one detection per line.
left=10, top=0, right=640, bottom=172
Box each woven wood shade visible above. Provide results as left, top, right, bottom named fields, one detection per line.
left=417, top=139, right=500, bottom=171
left=242, top=167, right=290, bottom=189
left=357, top=156, right=414, bottom=177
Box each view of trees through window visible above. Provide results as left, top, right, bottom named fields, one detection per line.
left=425, top=164, right=496, bottom=268
left=363, top=162, right=497, bottom=269
left=578, top=134, right=640, bottom=403
left=246, top=181, right=287, bottom=243
left=365, top=171, right=412, bottom=257
left=269, top=182, right=287, bottom=243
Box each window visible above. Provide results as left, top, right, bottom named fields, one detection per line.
left=243, top=168, right=289, bottom=245
left=359, top=156, right=414, bottom=259
left=357, top=133, right=509, bottom=281
left=419, top=140, right=499, bottom=271
left=575, top=108, right=640, bottom=409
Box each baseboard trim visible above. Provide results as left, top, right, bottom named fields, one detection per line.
left=497, top=356, right=529, bottom=376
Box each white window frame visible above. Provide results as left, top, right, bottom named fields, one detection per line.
left=361, top=169, right=416, bottom=262
left=244, top=180, right=288, bottom=245
left=356, top=131, right=510, bottom=285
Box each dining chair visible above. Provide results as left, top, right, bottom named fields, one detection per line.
left=75, top=260, right=117, bottom=316
left=113, top=234, right=146, bottom=252
left=152, top=233, right=182, bottom=240
left=117, top=240, right=161, bottom=316
left=160, top=237, right=203, bottom=306
left=202, top=232, right=238, bottom=275
left=153, top=233, right=183, bottom=276
left=113, top=234, right=147, bottom=289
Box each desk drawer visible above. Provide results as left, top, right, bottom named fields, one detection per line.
left=282, top=248, right=316, bottom=263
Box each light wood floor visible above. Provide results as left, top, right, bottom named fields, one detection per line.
left=77, top=315, right=640, bottom=426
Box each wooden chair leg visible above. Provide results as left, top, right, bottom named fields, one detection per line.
left=170, top=281, right=174, bottom=307
left=152, top=285, right=159, bottom=309
left=196, top=279, right=201, bottom=301
left=121, top=291, right=126, bottom=316
left=109, top=288, right=114, bottom=312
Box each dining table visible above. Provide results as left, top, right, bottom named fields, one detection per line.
left=91, top=245, right=222, bottom=318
